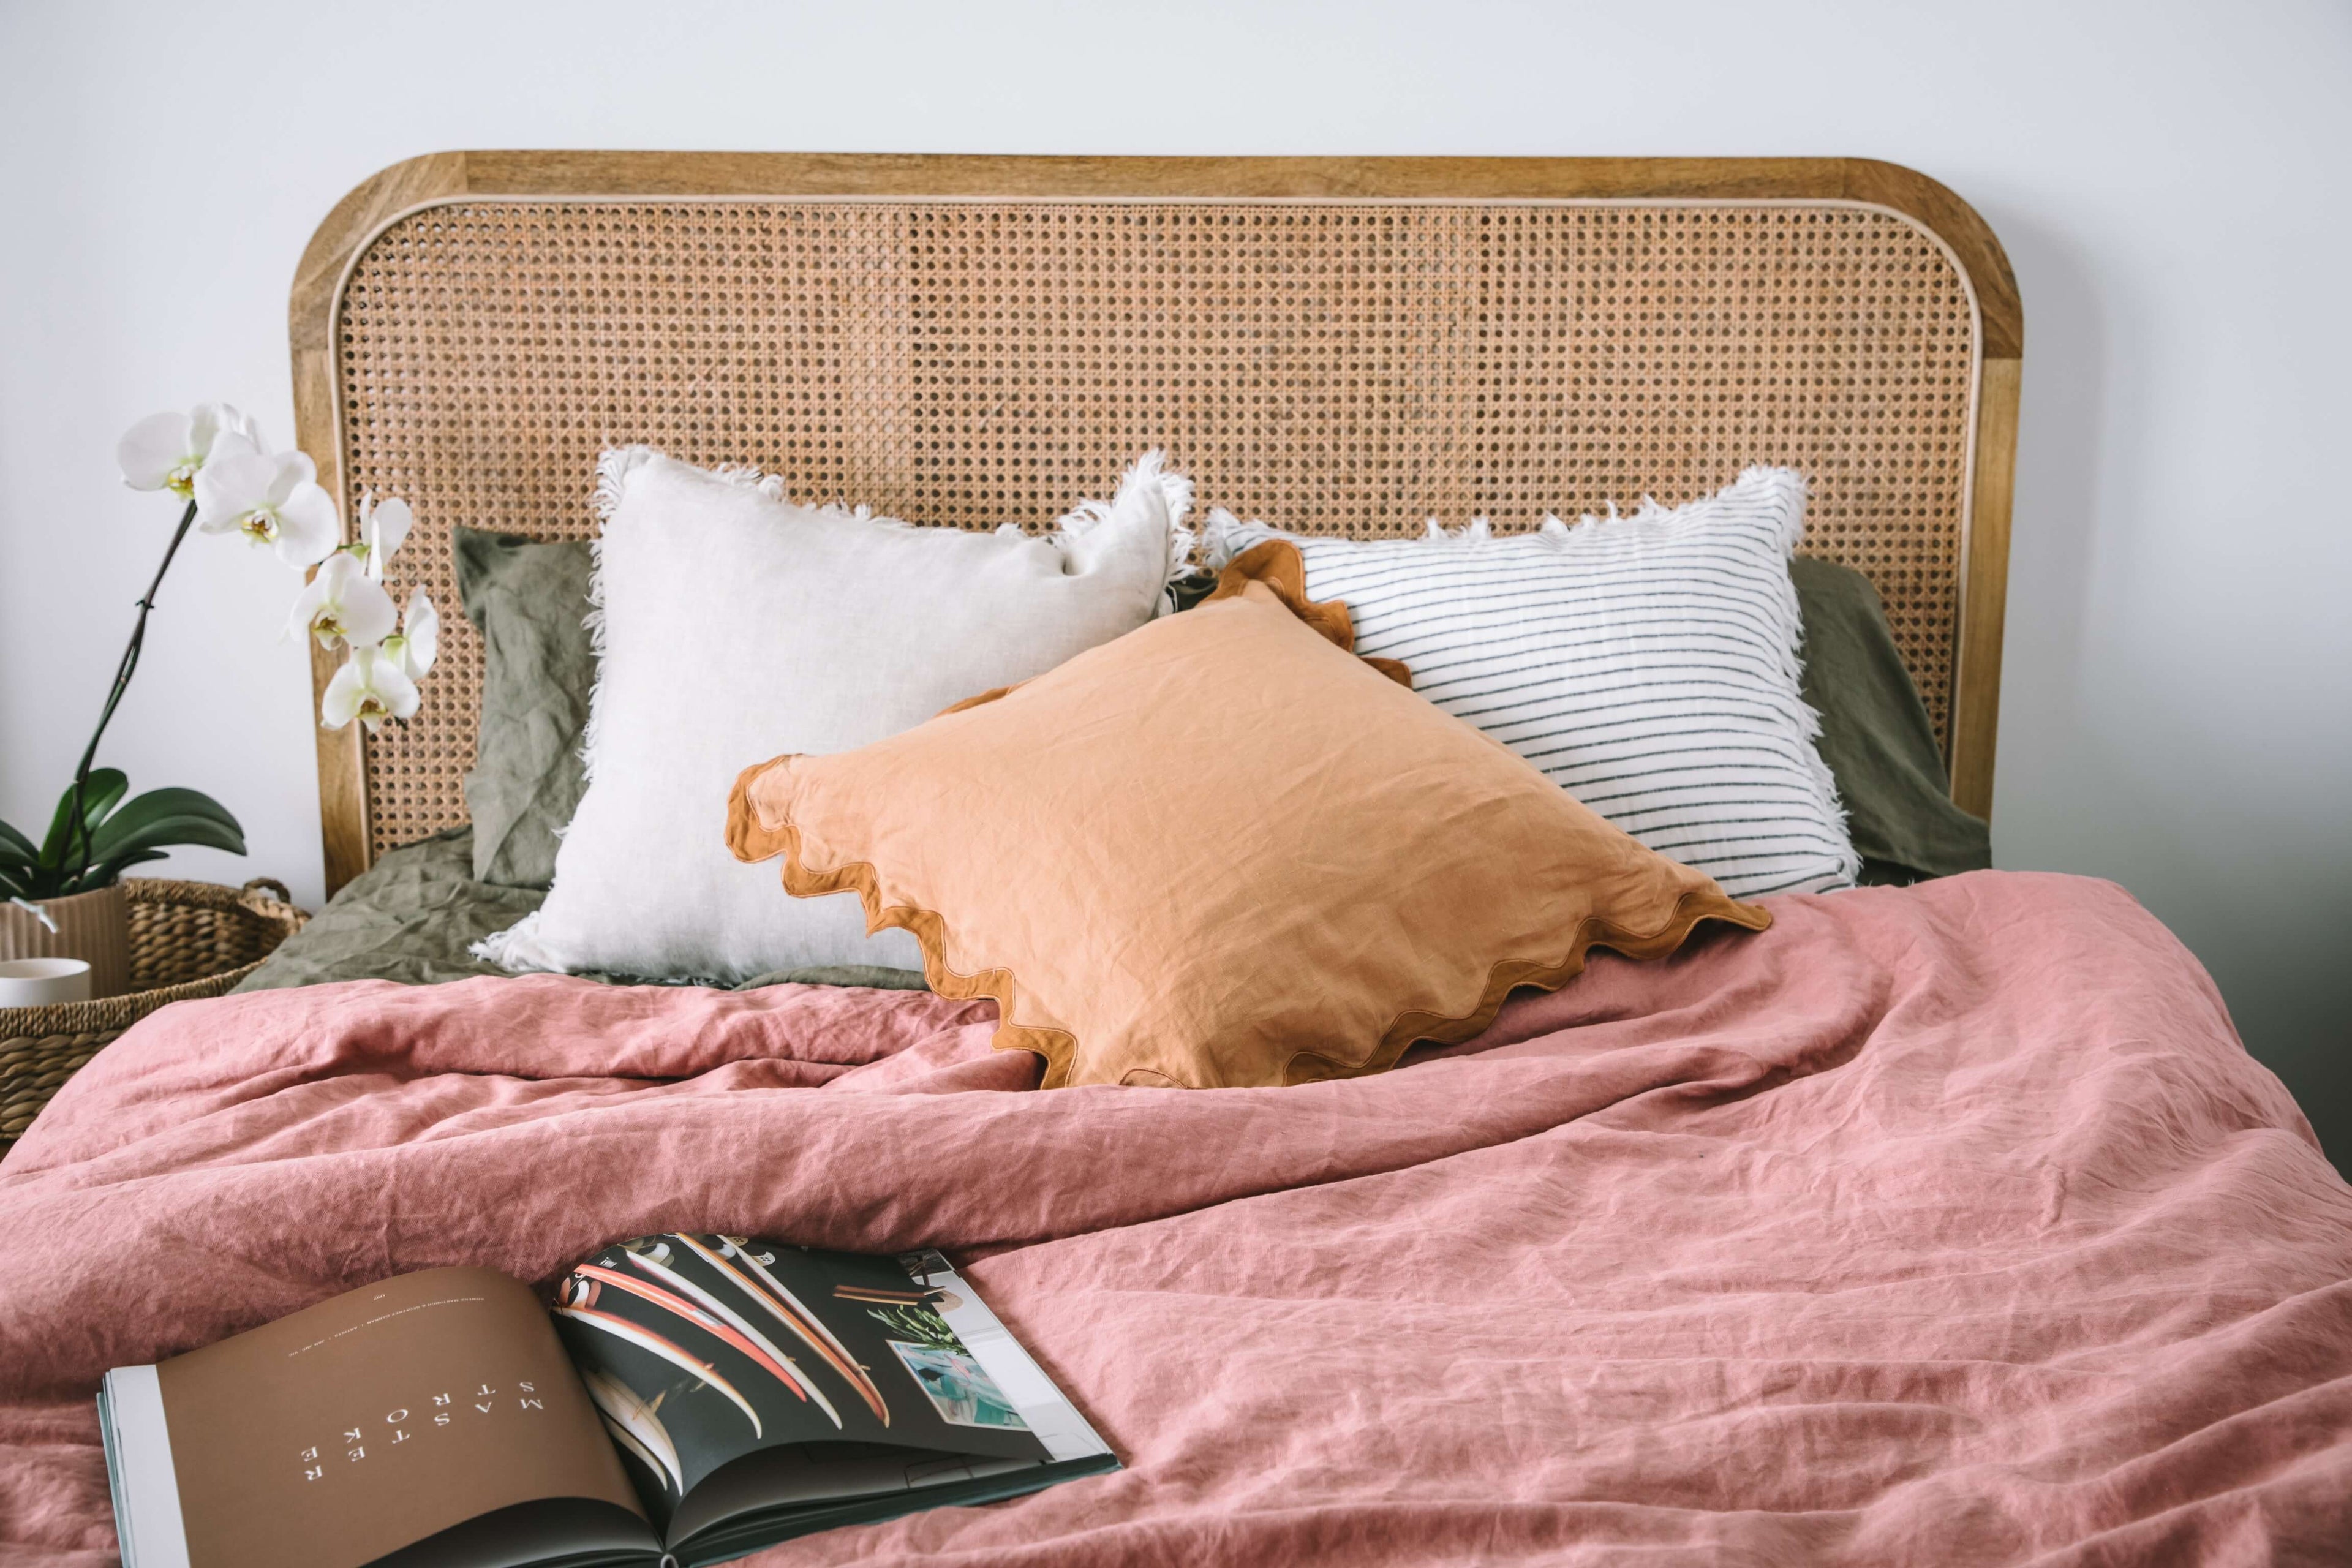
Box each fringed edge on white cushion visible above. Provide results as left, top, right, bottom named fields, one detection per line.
left=1049, top=450, right=1197, bottom=611
left=1206, top=508, right=1502, bottom=567
left=468, top=910, right=552, bottom=970
left=1424, top=517, right=1495, bottom=543
left=1202, top=507, right=1265, bottom=571
left=1722, top=467, right=1860, bottom=891
left=1542, top=463, right=1806, bottom=549
left=592, top=444, right=787, bottom=523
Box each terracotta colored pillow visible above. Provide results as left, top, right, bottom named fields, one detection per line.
left=728, top=545, right=1769, bottom=1089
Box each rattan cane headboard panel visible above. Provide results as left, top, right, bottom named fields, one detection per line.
left=294, top=156, right=2021, bottom=892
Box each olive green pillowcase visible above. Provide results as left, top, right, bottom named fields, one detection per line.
left=456, top=529, right=1986, bottom=892
left=1786, top=556, right=1991, bottom=884
left=453, top=528, right=598, bottom=888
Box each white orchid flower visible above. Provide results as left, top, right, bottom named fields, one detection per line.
left=320, top=644, right=420, bottom=733
left=193, top=448, right=339, bottom=568
left=379, top=588, right=439, bottom=682
left=351, top=494, right=413, bottom=581
left=116, top=403, right=265, bottom=497
left=287, top=552, right=398, bottom=650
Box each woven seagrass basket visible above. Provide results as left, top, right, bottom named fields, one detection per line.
left=0, top=877, right=307, bottom=1144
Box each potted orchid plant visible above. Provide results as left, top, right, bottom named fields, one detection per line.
left=0, top=404, right=437, bottom=997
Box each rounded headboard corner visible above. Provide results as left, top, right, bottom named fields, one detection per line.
left=1836, top=157, right=2021, bottom=359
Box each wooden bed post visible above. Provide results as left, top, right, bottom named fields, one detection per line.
left=1948, top=355, right=2020, bottom=819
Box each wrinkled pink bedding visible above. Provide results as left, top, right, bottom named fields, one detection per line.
left=2, top=871, right=2348, bottom=1565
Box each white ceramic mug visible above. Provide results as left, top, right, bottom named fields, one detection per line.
left=0, top=957, right=93, bottom=1008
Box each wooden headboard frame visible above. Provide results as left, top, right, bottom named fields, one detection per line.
left=292, top=154, right=2020, bottom=895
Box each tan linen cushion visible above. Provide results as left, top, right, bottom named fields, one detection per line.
left=728, top=545, right=1769, bottom=1089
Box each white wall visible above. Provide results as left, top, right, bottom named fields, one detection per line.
left=4, top=1, right=2347, bottom=1159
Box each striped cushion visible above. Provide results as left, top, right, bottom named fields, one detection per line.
left=1205, top=467, right=1858, bottom=899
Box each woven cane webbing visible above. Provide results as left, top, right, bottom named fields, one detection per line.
left=335, top=200, right=1977, bottom=862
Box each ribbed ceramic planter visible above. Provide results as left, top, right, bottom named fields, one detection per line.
left=0, top=883, right=130, bottom=999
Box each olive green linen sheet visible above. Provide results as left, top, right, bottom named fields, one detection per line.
left=234, top=827, right=924, bottom=993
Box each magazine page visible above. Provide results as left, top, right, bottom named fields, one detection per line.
left=552, top=1236, right=1058, bottom=1535
left=145, top=1267, right=648, bottom=1568
left=658, top=1250, right=1119, bottom=1556
left=900, top=1250, right=1113, bottom=1465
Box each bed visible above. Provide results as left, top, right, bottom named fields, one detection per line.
left=2, top=156, right=2346, bottom=1566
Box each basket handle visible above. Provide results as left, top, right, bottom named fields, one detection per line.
left=239, top=877, right=294, bottom=907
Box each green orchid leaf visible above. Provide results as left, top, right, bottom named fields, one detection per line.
left=71, top=848, right=171, bottom=894
left=36, top=790, right=80, bottom=870
left=88, top=789, right=247, bottom=862
left=77, top=769, right=130, bottom=833
left=86, top=810, right=247, bottom=869
left=13, top=783, right=245, bottom=899
left=34, top=771, right=129, bottom=872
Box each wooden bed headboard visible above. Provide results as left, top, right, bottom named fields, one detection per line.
left=291, top=154, right=2021, bottom=895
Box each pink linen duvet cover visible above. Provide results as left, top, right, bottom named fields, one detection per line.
left=1, top=871, right=2348, bottom=1566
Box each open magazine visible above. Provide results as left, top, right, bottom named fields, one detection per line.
left=99, top=1238, right=1116, bottom=1568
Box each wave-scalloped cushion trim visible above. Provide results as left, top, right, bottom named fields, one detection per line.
left=728, top=562, right=1769, bottom=1090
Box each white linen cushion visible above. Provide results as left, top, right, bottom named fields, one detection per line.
left=477, top=448, right=1191, bottom=980
left=1205, top=467, right=1859, bottom=899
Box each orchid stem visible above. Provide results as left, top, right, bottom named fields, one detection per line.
left=60, top=497, right=198, bottom=886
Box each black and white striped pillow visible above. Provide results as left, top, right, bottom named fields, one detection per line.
left=1206, top=467, right=1858, bottom=899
